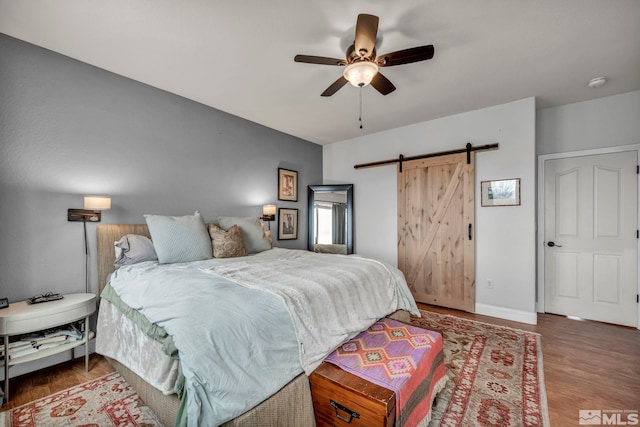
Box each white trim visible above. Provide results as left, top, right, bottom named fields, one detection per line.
left=475, top=303, right=538, bottom=325
left=537, top=143, right=640, bottom=330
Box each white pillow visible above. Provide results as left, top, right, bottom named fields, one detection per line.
left=145, top=211, right=212, bottom=264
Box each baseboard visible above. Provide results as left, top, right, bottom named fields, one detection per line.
left=475, top=303, right=538, bottom=325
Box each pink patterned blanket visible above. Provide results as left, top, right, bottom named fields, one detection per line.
left=325, top=318, right=448, bottom=426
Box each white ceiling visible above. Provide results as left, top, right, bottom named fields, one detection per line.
left=1, top=1, right=639, bottom=145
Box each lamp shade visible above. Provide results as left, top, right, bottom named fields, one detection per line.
left=84, top=196, right=111, bottom=210
left=263, top=205, right=276, bottom=216
left=343, top=61, right=379, bottom=87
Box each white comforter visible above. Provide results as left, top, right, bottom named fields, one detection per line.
left=204, top=248, right=419, bottom=374
left=108, top=248, right=418, bottom=426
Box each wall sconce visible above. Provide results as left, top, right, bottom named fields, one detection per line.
left=68, top=196, right=111, bottom=222
left=262, top=204, right=276, bottom=230
left=68, top=196, right=111, bottom=294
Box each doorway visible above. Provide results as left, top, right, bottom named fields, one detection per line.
left=538, top=146, right=639, bottom=327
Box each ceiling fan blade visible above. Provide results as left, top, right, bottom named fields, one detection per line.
left=354, top=14, right=379, bottom=59
left=376, top=45, right=435, bottom=67
left=321, top=76, right=349, bottom=97
left=294, top=55, right=347, bottom=66
left=370, top=72, right=396, bottom=95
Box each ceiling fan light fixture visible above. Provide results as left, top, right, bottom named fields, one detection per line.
left=343, top=61, right=379, bottom=87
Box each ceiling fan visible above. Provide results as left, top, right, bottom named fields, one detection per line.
left=294, top=14, right=435, bottom=96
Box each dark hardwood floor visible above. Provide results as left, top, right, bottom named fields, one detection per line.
left=1, top=306, right=638, bottom=426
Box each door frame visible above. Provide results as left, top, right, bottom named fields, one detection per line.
left=536, top=143, right=640, bottom=329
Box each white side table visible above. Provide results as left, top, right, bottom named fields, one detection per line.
left=0, top=293, right=96, bottom=402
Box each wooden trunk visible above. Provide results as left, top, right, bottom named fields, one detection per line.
left=310, top=362, right=395, bottom=427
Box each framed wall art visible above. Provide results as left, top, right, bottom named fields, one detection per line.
left=278, top=168, right=298, bottom=201
left=481, top=178, right=521, bottom=207
left=278, top=208, right=298, bottom=240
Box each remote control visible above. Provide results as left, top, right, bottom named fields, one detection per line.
left=27, top=293, right=64, bottom=304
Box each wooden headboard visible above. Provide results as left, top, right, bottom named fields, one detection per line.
left=97, top=224, right=151, bottom=294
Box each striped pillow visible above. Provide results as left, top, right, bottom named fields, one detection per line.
left=145, top=211, right=212, bottom=264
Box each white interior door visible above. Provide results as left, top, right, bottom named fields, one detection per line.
left=544, top=151, right=638, bottom=327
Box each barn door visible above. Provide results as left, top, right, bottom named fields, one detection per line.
left=398, top=152, right=475, bottom=311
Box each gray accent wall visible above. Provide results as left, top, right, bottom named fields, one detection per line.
left=0, top=34, right=322, bottom=303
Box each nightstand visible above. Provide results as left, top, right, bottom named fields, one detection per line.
left=0, top=293, right=96, bottom=402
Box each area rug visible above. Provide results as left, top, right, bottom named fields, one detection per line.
left=0, top=372, right=162, bottom=427
left=411, top=310, right=550, bottom=427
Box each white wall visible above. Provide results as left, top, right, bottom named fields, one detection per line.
left=537, top=90, right=640, bottom=155
left=324, top=98, right=537, bottom=324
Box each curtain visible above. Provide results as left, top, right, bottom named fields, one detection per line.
left=332, top=203, right=346, bottom=244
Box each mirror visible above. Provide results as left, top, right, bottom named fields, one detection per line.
left=307, top=184, right=353, bottom=254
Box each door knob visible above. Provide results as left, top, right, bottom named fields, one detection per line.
left=547, top=241, right=562, bottom=247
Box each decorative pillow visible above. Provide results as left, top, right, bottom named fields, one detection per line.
left=208, top=224, right=247, bottom=258
left=217, top=216, right=272, bottom=254
left=114, top=234, right=158, bottom=268
left=144, top=211, right=213, bottom=264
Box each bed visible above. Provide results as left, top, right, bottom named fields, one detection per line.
left=95, top=217, right=418, bottom=427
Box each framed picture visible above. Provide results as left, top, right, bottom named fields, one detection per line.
left=278, top=168, right=298, bottom=201
left=278, top=208, right=298, bottom=240
left=481, top=178, right=521, bottom=207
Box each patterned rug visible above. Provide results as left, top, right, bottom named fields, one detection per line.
left=412, top=310, right=550, bottom=427
left=0, top=372, right=162, bottom=427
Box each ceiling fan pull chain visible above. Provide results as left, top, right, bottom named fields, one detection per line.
left=359, top=85, right=364, bottom=129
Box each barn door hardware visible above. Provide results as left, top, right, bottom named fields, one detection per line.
left=354, top=143, right=498, bottom=171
